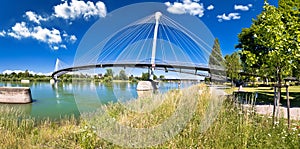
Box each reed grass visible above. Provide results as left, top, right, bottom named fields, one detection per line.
left=0, top=84, right=299, bottom=148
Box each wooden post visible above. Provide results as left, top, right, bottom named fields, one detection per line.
left=286, top=85, right=290, bottom=129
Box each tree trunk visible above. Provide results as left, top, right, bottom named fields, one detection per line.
left=277, top=85, right=281, bottom=119
left=273, top=86, right=277, bottom=125
left=286, top=85, right=290, bottom=129
left=273, top=67, right=282, bottom=124
left=276, top=67, right=282, bottom=119
left=230, top=74, right=234, bottom=87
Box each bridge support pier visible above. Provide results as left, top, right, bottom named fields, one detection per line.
left=50, top=75, right=59, bottom=84
left=50, top=79, right=56, bottom=84
left=137, top=80, right=158, bottom=91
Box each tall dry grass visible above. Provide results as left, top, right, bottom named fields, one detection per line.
left=0, top=84, right=299, bottom=148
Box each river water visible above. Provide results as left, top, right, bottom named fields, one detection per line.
left=0, top=81, right=196, bottom=120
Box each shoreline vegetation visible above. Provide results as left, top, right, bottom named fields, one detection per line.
left=0, top=84, right=299, bottom=148
left=0, top=69, right=168, bottom=83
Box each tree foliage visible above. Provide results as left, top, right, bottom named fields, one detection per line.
left=209, top=38, right=226, bottom=82
left=209, top=38, right=223, bottom=67
left=141, top=72, right=157, bottom=81
left=141, top=72, right=149, bottom=81
left=237, top=0, right=300, bottom=105
left=237, top=0, right=300, bottom=83
left=104, top=69, right=113, bottom=77
left=118, top=70, right=128, bottom=80
left=159, top=75, right=165, bottom=79
left=224, top=52, right=242, bottom=86
left=0, top=71, right=50, bottom=81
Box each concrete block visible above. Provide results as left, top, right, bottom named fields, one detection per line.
left=0, top=87, right=32, bottom=104
left=137, top=81, right=158, bottom=91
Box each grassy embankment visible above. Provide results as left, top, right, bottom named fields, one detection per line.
left=0, top=84, right=299, bottom=148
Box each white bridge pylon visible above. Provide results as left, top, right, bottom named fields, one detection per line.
left=54, top=58, right=70, bottom=72
left=53, top=58, right=71, bottom=80
left=150, top=12, right=162, bottom=80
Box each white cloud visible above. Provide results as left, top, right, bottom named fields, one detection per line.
left=165, top=0, right=205, bottom=17
left=25, top=11, right=48, bottom=24
left=52, top=46, right=59, bottom=50
left=2, top=70, right=52, bottom=76
left=3, top=70, right=34, bottom=75
left=53, top=0, right=107, bottom=20
left=207, top=5, right=214, bottom=10
left=217, top=13, right=241, bottom=22
left=7, top=22, right=62, bottom=44
left=60, top=44, right=67, bottom=49
left=165, top=2, right=171, bottom=7
left=0, top=30, right=6, bottom=37
left=0, top=0, right=107, bottom=50
left=8, top=22, right=31, bottom=39
left=62, top=32, right=77, bottom=43
left=5, top=22, right=77, bottom=49
left=31, top=26, right=62, bottom=44
left=165, top=2, right=185, bottom=14
left=234, top=4, right=252, bottom=11
left=69, top=35, right=77, bottom=43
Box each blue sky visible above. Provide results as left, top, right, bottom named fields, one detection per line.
left=0, top=0, right=278, bottom=74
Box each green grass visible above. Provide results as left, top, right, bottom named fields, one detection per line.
left=0, top=84, right=299, bottom=148
left=241, top=86, right=300, bottom=106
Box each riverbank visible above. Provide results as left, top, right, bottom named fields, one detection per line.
left=0, top=85, right=299, bottom=148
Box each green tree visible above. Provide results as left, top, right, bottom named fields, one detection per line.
left=103, top=76, right=113, bottom=83
left=11, top=72, right=17, bottom=77
left=279, top=0, right=300, bottom=80
left=113, top=75, right=120, bottom=80
left=118, top=70, right=128, bottom=80
left=104, top=69, right=113, bottom=77
left=159, top=75, right=165, bottom=79
left=153, top=74, right=157, bottom=80
left=24, top=70, right=30, bottom=78
left=209, top=38, right=223, bottom=67
left=129, top=75, right=135, bottom=82
left=236, top=28, right=263, bottom=75
left=209, top=38, right=225, bottom=82
left=141, top=72, right=149, bottom=81
left=237, top=0, right=300, bottom=114
left=224, top=52, right=242, bottom=86
left=238, top=1, right=299, bottom=82
left=141, top=72, right=157, bottom=81
left=17, top=72, right=22, bottom=78
left=292, top=60, right=300, bottom=79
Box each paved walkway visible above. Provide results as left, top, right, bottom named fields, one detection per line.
left=242, top=104, right=300, bottom=120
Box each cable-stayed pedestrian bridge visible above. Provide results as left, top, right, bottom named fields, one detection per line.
left=51, top=10, right=225, bottom=82
left=52, top=61, right=213, bottom=79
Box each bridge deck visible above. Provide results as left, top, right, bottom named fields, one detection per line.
left=51, top=62, right=218, bottom=80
